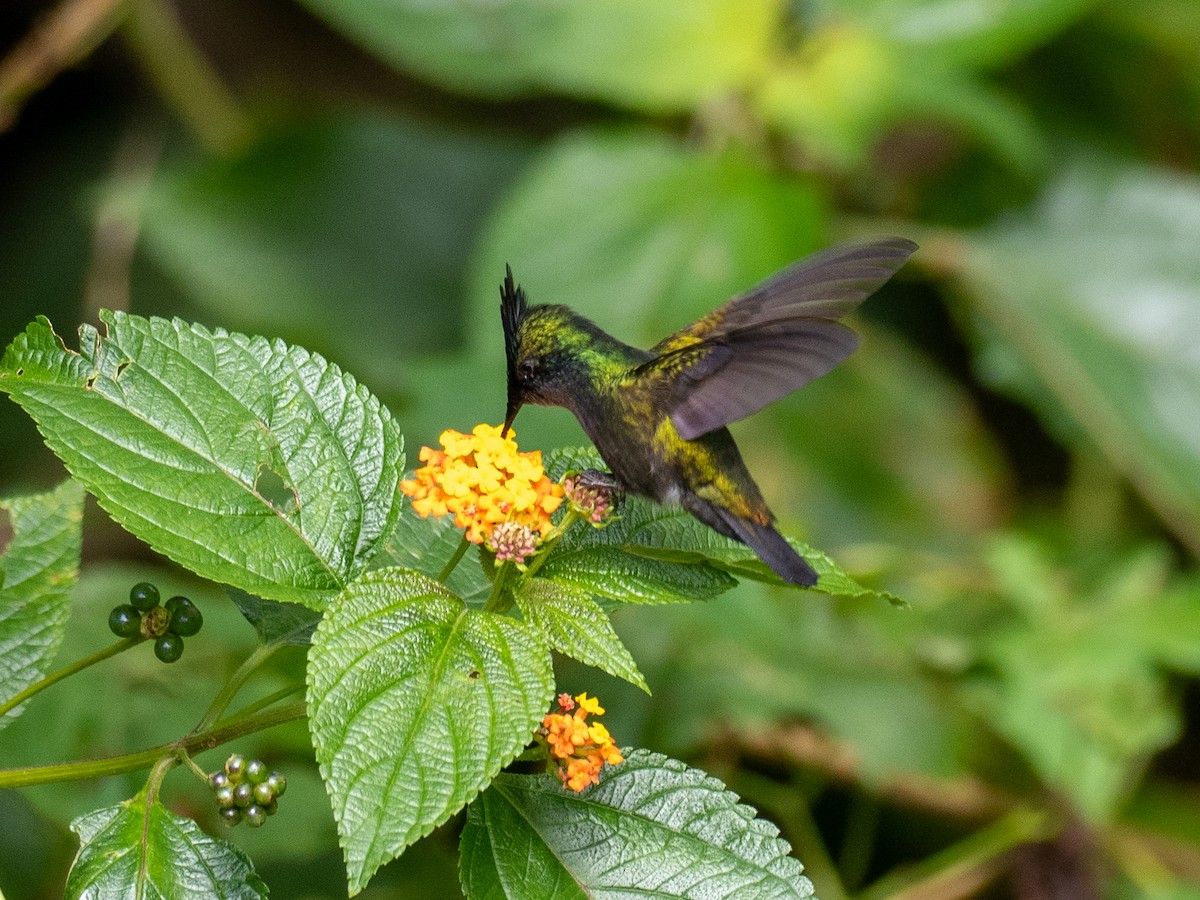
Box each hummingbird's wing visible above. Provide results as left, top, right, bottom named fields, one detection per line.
left=642, top=238, right=917, bottom=440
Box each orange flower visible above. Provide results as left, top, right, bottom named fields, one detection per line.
left=539, top=691, right=623, bottom=792
left=400, top=424, right=564, bottom=553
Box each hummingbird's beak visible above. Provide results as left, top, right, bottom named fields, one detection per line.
left=503, top=390, right=522, bottom=437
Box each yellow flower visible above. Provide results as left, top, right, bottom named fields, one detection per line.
left=400, top=424, right=564, bottom=550
left=539, top=691, right=623, bottom=792
left=575, top=693, right=604, bottom=716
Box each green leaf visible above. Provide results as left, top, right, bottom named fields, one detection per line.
left=67, top=789, right=267, bottom=899
left=0, top=479, right=84, bottom=730
left=306, top=567, right=554, bottom=895
left=228, top=588, right=321, bottom=648
left=294, top=0, right=778, bottom=112
left=545, top=447, right=901, bottom=606
left=535, top=449, right=734, bottom=605
left=814, top=0, right=1095, bottom=69
left=468, top=130, right=827, bottom=359
left=958, top=160, right=1200, bottom=554
left=0, top=313, right=404, bottom=609
left=516, top=579, right=649, bottom=693
left=459, top=749, right=813, bottom=899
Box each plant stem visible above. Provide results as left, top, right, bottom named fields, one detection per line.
left=484, top=561, right=516, bottom=614
left=438, top=533, right=472, bottom=582
left=219, top=683, right=303, bottom=726
left=191, top=643, right=277, bottom=735
left=121, top=0, right=251, bottom=154
left=0, top=636, right=140, bottom=720
left=175, top=748, right=211, bottom=784
left=522, top=509, right=580, bottom=581
left=0, top=700, right=306, bottom=789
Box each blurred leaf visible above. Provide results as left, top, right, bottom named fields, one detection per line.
left=810, top=0, right=1095, bottom=69
left=228, top=588, right=321, bottom=648
left=0, top=479, right=83, bottom=730
left=295, top=0, right=778, bottom=111
left=963, top=536, right=1181, bottom=822
left=132, top=114, right=533, bottom=393
left=516, top=578, right=649, bottom=693
left=67, top=789, right=267, bottom=898
left=306, top=567, right=553, bottom=895
left=762, top=328, right=1009, bottom=550
left=468, top=129, right=828, bottom=356
left=754, top=28, right=1043, bottom=170
left=0, top=313, right=404, bottom=609
left=460, top=749, right=813, bottom=898
left=621, top=583, right=966, bottom=781
left=958, top=160, right=1200, bottom=554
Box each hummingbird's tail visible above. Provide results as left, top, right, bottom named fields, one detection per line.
left=684, top=497, right=819, bottom=588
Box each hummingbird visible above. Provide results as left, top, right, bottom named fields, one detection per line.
left=501, top=238, right=917, bottom=587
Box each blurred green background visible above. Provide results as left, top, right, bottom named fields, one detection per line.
left=2, top=0, right=1200, bottom=896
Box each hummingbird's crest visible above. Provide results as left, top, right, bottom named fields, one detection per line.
left=500, top=264, right=528, bottom=435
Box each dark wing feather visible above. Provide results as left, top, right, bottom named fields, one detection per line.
left=643, top=238, right=916, bottom=440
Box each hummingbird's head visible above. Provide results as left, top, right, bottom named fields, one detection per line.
left=501, top=266, right=606, bottom=434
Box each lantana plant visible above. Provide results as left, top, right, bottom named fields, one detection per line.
left=0, top=312, right=896, bottom=897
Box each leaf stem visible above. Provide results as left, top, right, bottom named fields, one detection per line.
left=191, top=643, right=277, bottom=735
left=437, top=533, right=472, bottom=582
left=0, top=700, right=307, bottom=789
left=0, top=636, right=140, bottom=720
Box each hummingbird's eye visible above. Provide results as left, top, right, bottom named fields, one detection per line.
left=519, top=358, right=538, bottom=381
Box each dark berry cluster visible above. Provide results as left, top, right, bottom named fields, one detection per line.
left=210, top=754, right=286, bottom=827
left=107, top=582, right=203, bottom=663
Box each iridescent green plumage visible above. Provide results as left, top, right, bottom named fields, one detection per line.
left=501, top=238, right=917, bottom=586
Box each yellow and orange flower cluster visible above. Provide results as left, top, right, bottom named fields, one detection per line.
left=400, top=424, right=564, bottom=550
left=541, top=692, right=623, bottom=792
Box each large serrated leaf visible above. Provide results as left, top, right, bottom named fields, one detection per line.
left=307, top=567, right=554, bottom=895
left=378, top=505, right=492, bottom=607
left=0, top=479, right=84, bottom=730
left=460, top=748, right=813, bottom=899
left=66, top=789, right=268, bottom=899
left=228, top=588, right=322, bottom=648
left=516, top=579, right=649, bottom=693
left=0, top=313, right=404, bottom=609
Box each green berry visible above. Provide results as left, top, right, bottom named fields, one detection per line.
left=225, top=754, right=246, bottom=781
left=214, top=786, right=236, bottom=809
left=210, top=771, right=230, bottom=790
left=219, top=807, right=243, bottom=826
left=164, top=595, right=193, bottom=614
left=168, top=602, right=202, bottom=637
left=253, top=782, right=273, bottom=805
left=245, top=805, right=267, bottom=827
left=129, top=582, right=160, bottom=612
left=233, top=782, right=254, bottom=808
left=245, top=759, right=268, bottom=784
left=153, top=633, right=183, bottom=663
left=263, top=797, right=279, bottom=816
left=108, top=605, right=142, bottom=638
left=266, top=772, right=286, bottom=797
